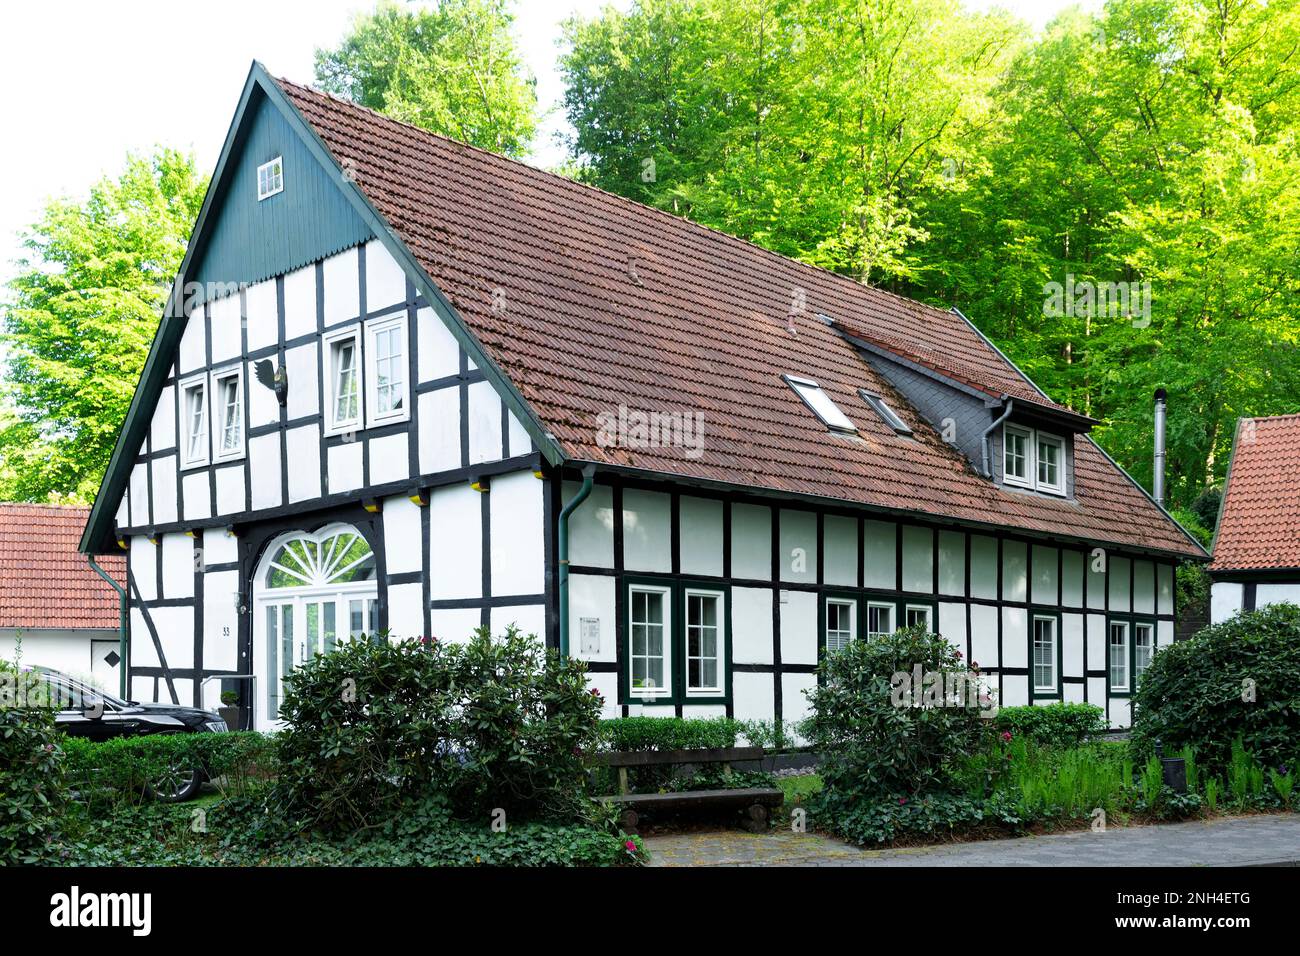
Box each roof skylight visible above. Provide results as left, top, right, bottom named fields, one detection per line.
left=784, top=375, right=856, bottom=433
left=859, top=390, right=913, bottom=435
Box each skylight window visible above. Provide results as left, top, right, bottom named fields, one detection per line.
left=784, top=375, right=856, bottom=433
left=859, top=390, right=913, bottom=435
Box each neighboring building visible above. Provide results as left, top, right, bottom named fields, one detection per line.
left=1209, top=414, right=1300, bottom=623
left=1, top=503, right=125, bottom=688
left=80, top=64, right=1205, bottom=731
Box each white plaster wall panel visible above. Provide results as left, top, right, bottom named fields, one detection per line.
left=1001, top=674, right=1028, bottom=707
left=1157, top=564, right=1174, bottom=615
left=1001, top=606, right=1027, bottom=668
left=161, top=533, right=193, bottom=599
left=416, top=306, right=459, bottom=382
left=1002, top=540, right=1027, bottom=603
left=150, top=605, right=194, bottom=668
left=467, top=381, right=503, bottom=464
left=823, top=514, right=858, bottom=587
left=863, top=519, right=896, bottom=590
left=201, top=527, right=238, bottom=566
left=623, top=488, right=672, bottom=573
left=901, top=525, right=932, bottom=593
left=506, top=410, right=531, bottom=458
left=732, top=586, right=773, bottom=665
left=151, top=385, right=176, bottom=450
left=779, top=509, right=817, bottom=584
left=430, top=483, right=482, bottom=600
left=1086, top=613, right=1106, bottom=672
left=781, top=672, right=817, bottom=729
left=284, top=343, right=320, bottom=419
left=779, top=589, right=818, bottom=666
left=1108, top=555, right=1131, bottom=611
left=386, top=582, right=424, bottom=640
left=681, top=704, right=726, bottom=720
left=1133, top=560, right=1155, bottom=614
left=282, top=264, right=317, bottom=340
left=1062, top=612, right=1084, bottom=678
left=730, top=503, right=771, bottom=580
left=492, top=604, right=545, bottom=642
left=247, top=360, right=280, bottom=429
left=285, top=425, right=322, bottom=503
left=938, top=530, right=965, bottom=597
left=490, top=471, right=544, bottom=596
left=428, top=607, right=482, bottom=644
left=208, top=292, right=242, bottom=364
left=381, top=495, right=423, bottom=574
left=569, top=574, right=616, bottom=663
left=116, top=494, right=128, bottom=530
left=368, top=432, right=409, bottom=487
left=150, top=456, right=178, bottom=525
left=938, top=602, right=966, bottom=654
left=130, top=537, right=158, bottom=602
left=564, top=481, right=614, bottom=568
left=129, top=463, right=149, bottom=527
left=182, top=471, right=212, bottom=521
left=249, top=433, right=282, bottom=511
left=131, top=675, right=156, bottom=702
left=215, top=465, right=245, bottom=516
left=1087, top=676, right=1107, bottom=705
left=1210, top=582, right=1243, bottom=623
left=1258, top=582, right=1300, bottom=609
left=418, top=388, right=460, bottom=474
left=587, top=671, right=619, bottom=718
left=1064, top=682, right=1085, bottom=703
left=679, top=496, right=723, bottom=577
left=178, top=307, right=206, bottom=373
left=970, top=603, right=999, bottom=668
left=366, top=240, right=408, bottom=311
left=327, top=441, right=364, bottom=495
left=322, top=247, right=360, bottom=325
left=1062, top=550, right=1084, bottom=608
left=201, top=569, right=239, bottom=672
left=1157, top=619, right=1174, bottom=648
left=970, top=535, right=998, bottom=599
left=1087, top=551, right=1106, bottom=609
left=732, top=671, right=774, bottom=722
left=1109, top=697, right=1131, bottom=729
left=130, top=610, right=159, bottom=668
left=244, top=278, right=278, bottom=353
left=1032, top=545, right=1058, bottom=605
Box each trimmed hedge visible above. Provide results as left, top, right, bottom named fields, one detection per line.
left=599, top=716, right=742, bottom=752
left=993, top=703, right=1107, bottom=749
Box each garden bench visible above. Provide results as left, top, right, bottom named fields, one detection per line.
left=592, top=746, right=783, bottom=834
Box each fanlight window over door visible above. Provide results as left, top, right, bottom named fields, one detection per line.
left=257, top=524, right=378, bottom=725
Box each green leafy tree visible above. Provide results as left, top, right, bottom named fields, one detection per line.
left=0, top=149, right=206, bottom=503
left=315, top=0, right=538, bottom=157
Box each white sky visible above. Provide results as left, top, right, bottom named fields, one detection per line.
left=0, top=0, right=1095, bottom=289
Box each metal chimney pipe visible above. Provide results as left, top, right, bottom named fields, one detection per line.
left=1153, top=388, right=1167, bottom=506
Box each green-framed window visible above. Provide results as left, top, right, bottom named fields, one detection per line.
left=1032, top=614, right=1058, bottom=693
left=623, top=578, right=729, bottom=706
left=1107, top=616, right=1157, bottom=696
left=819, top=595, right=937, bottom=660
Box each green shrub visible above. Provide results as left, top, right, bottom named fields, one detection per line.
left=599, top=716, right=742, bottom=752
left=813, top=790, right=1024, bottom=846
left=993, top=702, right=1107, bottom=749
left=1130, top=604, right=1300, bottom=771
left=0, top=668, right=68, bottom=864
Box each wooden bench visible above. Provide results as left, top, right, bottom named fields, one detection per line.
left=592, top=746, right=784, bottom=834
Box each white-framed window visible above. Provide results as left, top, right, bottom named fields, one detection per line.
left=211, top=365, right=245, bottom=462
left=858, top=390, right=913, bottom=435
left=1033, top=615, right=1057, bottom=692
left=257, top=157, right=284, bottom=201
left=784, top=375, right=856, bottom=433
left=629, top=585, right=671, bottom=698
left=1109, top=621, right=1130, bottom=691
left=364, top=313, right=409, bottom=426
left=867, top=602, right=894, bottom=637
left=905, top=604, right=932, bottom=632
left=1004, top=424, right=1032, bottom=488
left=179, top=373, right=209, bottom=469
left=323, top=325, right=363, bottom=436
left=685, top=589, right=723, bottom=695
left=826, top=599, right=856, bottom=652
left=1036, top=433, right=1065, bottom=494
left=1134, top=622, right=1154, bottom=682
left=1002, top=423, right=1068, bottom=496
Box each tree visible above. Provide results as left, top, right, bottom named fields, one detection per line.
left=315, top=0, right=538, bottom=157
left=0, top=149, right=207, bottom=503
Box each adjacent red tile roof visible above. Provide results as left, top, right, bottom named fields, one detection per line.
left=277, top=77, right=1203, bottom=559
left=1210, top=415, right=1300, bottom=572
left=1, top=504, right=125, bottom=629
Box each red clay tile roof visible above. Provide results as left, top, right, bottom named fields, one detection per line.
left=277, top=77, right=1203, bottom=559
left=1, top=504, right=125, bottom=629
left=1210, top=415, right=1300, bottom=572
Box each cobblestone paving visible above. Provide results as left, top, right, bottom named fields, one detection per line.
left=643, top=814, right=1300, bottom=867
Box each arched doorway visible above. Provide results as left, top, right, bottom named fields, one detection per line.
left=252, top=522, right=378, bottom=729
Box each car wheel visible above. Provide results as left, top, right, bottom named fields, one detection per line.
left=146, top=762, right=203, bottom=803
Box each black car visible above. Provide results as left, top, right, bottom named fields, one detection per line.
left=27, top=666, right=227, bottom=802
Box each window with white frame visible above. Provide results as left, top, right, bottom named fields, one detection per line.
left=1003, top=423, right=1067, bottom=496
left=324, top=326, right=363, bottom=436
left=364, top=313, right=409, bottom=426
left=211, top=366, right=244, bottom=462
left=1109, top=621, right=1130, bottom=691
left=629, top=586, right=670, bottom=698
left=179, top=374, right=209, bottom=468
left=1004, top=425, right=1032, bottom=487
left=858, top=390, right=913, bottom=435
left=867, top=602, right=894, bottom=638
left=905, top=604, right=932, bottom=632
left=826, top=599, right=855, bottom=652
left=1036, top=433, right=1065, bottom=494
left=257, top=157, right=284, bottom=201
left=685, top=590, right=723, bottom=694
left=784, top=375, right=857, bottom=433
left=1033, top=615, right=1057, bottom=692
left=1134, top=623, right=1154, bottom=682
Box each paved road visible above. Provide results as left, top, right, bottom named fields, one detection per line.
left=644, top=814, right=1300, bottom=867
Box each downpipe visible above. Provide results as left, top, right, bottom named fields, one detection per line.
left=557, top=464, right=597, bottom=658
left=87, top=555, right=129, bottom=699
left=981, top=398, right=1015, bottom=478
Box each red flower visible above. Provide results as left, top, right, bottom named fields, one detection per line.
left=898, top=796, right=907, bottom=806
left=625, top=839, right=637, bottom=851
left=1001, top=731, right=1013, bottom=742
left=954, top=650, right=963, bottom=659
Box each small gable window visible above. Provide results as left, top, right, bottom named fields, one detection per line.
left=257, top=157, right=284, bottom=201
left=1003, top=423, right=1067, bottom=497
left=1004, top=425, right=1031, bottom=487
left=859, top=389, right=912, bottom=435
left=179, top=374, right=208, bottom=469
left=1037, top=433, right=1065, bottom=494
left=364, top=313, right=410, bottom=426
left=211, top=365, right=245, bottom=462
left=784, top=375, right=856, bottom=433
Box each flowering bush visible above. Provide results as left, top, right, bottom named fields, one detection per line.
left=0, top=666, right=68, bottom=863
